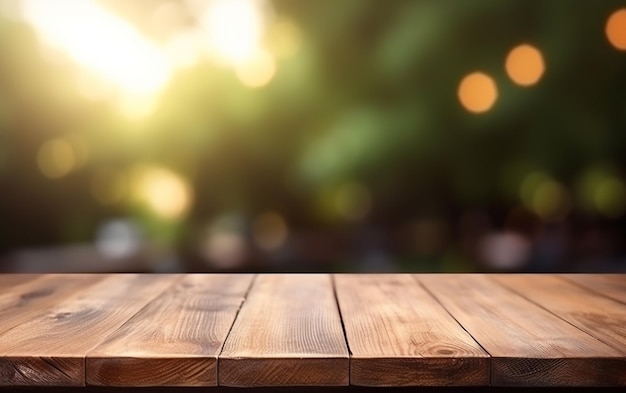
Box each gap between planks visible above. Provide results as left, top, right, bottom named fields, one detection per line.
left=215, top=274, right=257, bottom=386
left=82, top=275, right=185, bottom=386
left=412, top=274, right=494, bottom=385
left=85, top=274, right=256, bottom=387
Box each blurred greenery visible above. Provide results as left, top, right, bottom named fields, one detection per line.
left=1, top=0, right=626, bottom=272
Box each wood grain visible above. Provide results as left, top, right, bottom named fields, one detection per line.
left=0, top=274, right=41, bottom=289
left=419, top=274, right=626, bottom=387
left=335, top=274, right=489, bottom=386
left=492, top=274, right=626, bottom=355
left=87, top=274, right=254, bottom=387
left=560, top=274, right=626, bottom=304
left=0, top=274, right=177, bottom=386
left=0, top=274, right=104, bottom=336
left=219, top=274, right=349, bottom=387
left=0, top=273, right=625, bottom=389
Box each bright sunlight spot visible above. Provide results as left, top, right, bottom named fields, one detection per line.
left=117, top=94, right=159, bottom=120
left=20, top=0, right=172, bottom=97
left=202, top=0, right=267, bottom=65
left=235, top=49, right=276, bottom=87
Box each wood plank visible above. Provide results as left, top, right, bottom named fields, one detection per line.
left=0, top=274, right=178, bottom=387
left=335, top=274, right=489, bottom=387
left=219, top=274, right=349, bottom=387
left=0, top=274, right=104, bottom=336
left=560, top=274, right=626, bottom=304
left=419, top=274, right=626, bottom=387
left=87, top=274, right=254, bottom=387
left=492, top=274, right=626, bottom=355
left=0, top=274, right=41, bottom=290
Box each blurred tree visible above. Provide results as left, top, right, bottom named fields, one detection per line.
left=0, top=0, right=625, bottom=271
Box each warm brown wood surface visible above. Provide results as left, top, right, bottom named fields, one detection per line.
left=0, top=274, right=104, bottom=336
left=561, top=274, right=626, bottom=304
left=0, top=273, right=625, bottom=388
left=492, top=274, right=626, bottom=355
left=420, top=274, right=626, bottom=387
left=87, top=274, right=254, bottom=387
left=0, top=274, right=41, bottom=289
left=0, top=274, right=177, bottom=386
left=219, top=274, right=349, bottom=387
left=335, top=274, right=488, bottom=386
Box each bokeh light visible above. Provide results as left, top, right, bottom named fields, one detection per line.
left=200, top=214, right=248, bottom=269
left=2, top=1, right=626, bottom=274
left=577, top=167, right=626, bottom=218
left=132, top=166, right=192, bottom=220
left=267, top=17, right=301, bottom=59
left=458, top=72, right=498, bottom=113
left=532, top=180, right=570, bottom=222
left=505, top=44, right=545, bottom=86
left=520, top=172, right=570, bottom=222
left=479, top=231, right=531, bottom=270
left=594, top=178, right=626, bottom=218
left=235, top=49, right=276, bottom=87
left=95, top=219, right=142, bottom=260
left=164, top=30, right=204, bottom=69
left=253, top=211, right=288, bottom=251
left=606, top=9, right=626, bottom=50
left=37, top=138, right=76, bottom=179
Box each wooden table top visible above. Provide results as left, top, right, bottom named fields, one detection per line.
left=0, top=274, right=624, bottom=389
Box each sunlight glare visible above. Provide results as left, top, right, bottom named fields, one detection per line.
left=164, top=30, right=205, bottom=69
left=202, top=0, right=266, bottom=64
left=235, top=49, right=276, bottom=87
left=20, top=0, right=172, bottom=96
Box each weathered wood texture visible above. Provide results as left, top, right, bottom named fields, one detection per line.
left=335, top=274, right=489, bottom=386
left=0, top=275, right=104, bottom=336
left=0, top=273, right=625, bottom=388
left=561, top=274, right=626, bottom=304
left=0, top=274, right=41, bottom=289
left=0, top=274, right=177, bottom=386
left=219, top=274, right=349, bottom=387
left=492, top=274, right=626, bottom=354
left=419, top=274, right=626, bottom=387
left=87, top=274, right=253, bottom=387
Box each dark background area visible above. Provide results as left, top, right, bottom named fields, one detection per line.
left=1, top=0, right=626, bottom=273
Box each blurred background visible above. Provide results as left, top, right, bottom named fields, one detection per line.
left=1, top=0, right=626, bottom=273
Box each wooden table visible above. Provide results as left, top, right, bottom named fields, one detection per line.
left=0, top=274, right=624, bottom=391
